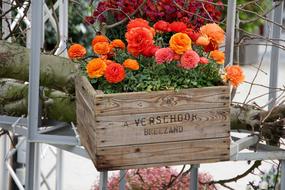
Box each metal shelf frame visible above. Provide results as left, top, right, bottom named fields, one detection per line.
left=1, top=0, right=285, bottom=190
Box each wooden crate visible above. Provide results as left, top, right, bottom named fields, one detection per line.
left=75, top=76, right=230, bottom=171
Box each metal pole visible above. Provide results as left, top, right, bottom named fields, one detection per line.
left=190, top=165, right=199, bottom=190
left=55, top=0, right=68, bottom=56
left=54, top=0, right=68, bottom=188
left=224, top=0, right=237, bottom=66
left=25, top=0, right=43, bottom=189
left=99, top=171, right=108, bottom=190
left=268, top=0, right=284, bottom=108
left=56, top=149, right=63, bottom=190
left=269, top=1, right=285, bottom=188
left=281, top=160, right=285, bottom=189
left=34, top=143, right=41, bottom=190
left=119, top=170, right=126, bottom=190
left=0, top=136, right=9, bottom=190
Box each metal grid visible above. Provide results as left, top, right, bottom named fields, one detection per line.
left=0, top=0, right=284, bottom=190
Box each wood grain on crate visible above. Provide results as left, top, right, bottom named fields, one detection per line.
left=95, top=108, right=230, bottom=147
left=96, top=137, right=230, bottom=170
left=95, top=86, right=229, bottom=116
left=75, top=76, right=230, bottom=171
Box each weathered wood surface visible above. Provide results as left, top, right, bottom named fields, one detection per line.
left=75, top=76, right=97, bottom=162
left=95, top=86, right=229, bottom=116
left=96, top=138, right=230, bottom=170
left=75, top=76, right=230, bottom=171
left=95, top=108, right=230, bottom=147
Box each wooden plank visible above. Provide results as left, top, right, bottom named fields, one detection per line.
left=76, top=118, right=97, bottom=161
left=75, top=78, right=98, bottom=162
left=97, top=157, right=226, bottom=171
left=95, top=108, right=230, bottom=147
left=95, top=86, right=229, bottom=116
left=95, top=137, right=230, bottom=171
left=76, top=90, right=97, bottom=140
left=75, top=76, right=98, bottom=109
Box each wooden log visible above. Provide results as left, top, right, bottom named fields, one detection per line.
left=0, top=40, right=78, bottom=94
left=0, top=79, right=76, bottom=122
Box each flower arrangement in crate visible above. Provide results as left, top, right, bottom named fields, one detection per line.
left=68, top=18, right=244, bottom=171
left=68, top=18, right=244, bottom=93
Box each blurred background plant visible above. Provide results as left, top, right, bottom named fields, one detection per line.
left=236, top=0, right=271, bottom=34
left=44, top=1, right=96, bottom=51
left=84, top=0, right=225, bottom=40
left=90, top=167, right=216, bottom=190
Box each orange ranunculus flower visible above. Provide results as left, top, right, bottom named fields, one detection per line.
left=111, top=39, right=125, bottom=49
left=123, top=59, right=140, bottom=70
left=196, top=35, right=210, bottom=46
left=127, top=18, right=150, bottom=31
left=93, top=42, right=111, bottom=55
left=126, top=27, right=154, bottom=56
left=91, top=35, right=109, bottom=47
left=225, top=65, right=245, bottom=88
left=86, top=58, right=107, bottom=78
left=68, top=44, right=86, bottom=59
left=104, top=63, right=125, bottom=83
left=200, top=23, right=224, bottom=45
left=210, top=50, right=225, bottom=64
left=169, top=33, right=192, bottom=55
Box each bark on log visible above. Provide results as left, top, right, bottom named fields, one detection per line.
left=0, top=79, right=75, bottom=122
left=0, top=40, right=78, bottom=94
left=231, top=104, right=285, bottom=145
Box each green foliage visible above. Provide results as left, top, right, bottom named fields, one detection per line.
left=238, top=0, right=270, bottom=33
left=44, top=1, right=95, bottom=51
left=83, top=49, right=223, bottom=94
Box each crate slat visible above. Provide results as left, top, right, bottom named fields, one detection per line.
left=95, top=108, right=230, bottom=147
left=95, top=86, right=229, bottom=116
left=96, top=137, right=229, bottom=171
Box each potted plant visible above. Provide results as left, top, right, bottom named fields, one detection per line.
left=68, top=18, right=245, bottom=171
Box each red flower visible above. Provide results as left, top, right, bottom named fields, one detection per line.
left=204, top=41, right=219, bottom=52
left=126, top=27, right=154, bottom=56
left=153, top=20, right=170, bottom=32
left=169, top=22, right=187, bottom=33
left=184, top=28, right=200, bottom=42
left=127, top=18, right=150, bottom=31
left=104, top=63, right=125, bottom=83
left=141, top=45, right=159, bottom=57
